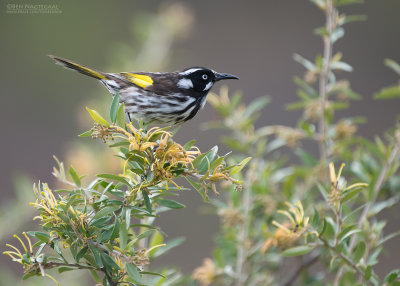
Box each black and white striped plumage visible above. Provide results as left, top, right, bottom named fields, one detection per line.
left=48, top=55, right=239, bottom=125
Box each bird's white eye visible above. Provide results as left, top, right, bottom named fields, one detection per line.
left=202, top=74, right=208, bottom=80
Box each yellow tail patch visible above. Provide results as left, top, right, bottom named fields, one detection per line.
left=121, top=73, right=153, bottom=88
left=74, top=63, right=106, bottom=80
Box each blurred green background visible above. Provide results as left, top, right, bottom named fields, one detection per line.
left=1, top=0, right=400, bottom=284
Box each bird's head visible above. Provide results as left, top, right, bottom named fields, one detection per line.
left=177, top=67, right=239, bottom=93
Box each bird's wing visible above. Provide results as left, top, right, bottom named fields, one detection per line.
left=114, top=72, right=154, bottom=89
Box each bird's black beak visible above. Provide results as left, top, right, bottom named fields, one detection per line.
left=214, top=72, right=239, bottom=81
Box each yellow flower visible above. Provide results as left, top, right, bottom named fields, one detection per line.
left=328, top=162, right=368, bottom=206
left=4, top=233, right=33, bottom=268
left=262, top=201, right=310, bottom=253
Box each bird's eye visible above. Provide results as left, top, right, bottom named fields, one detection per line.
left=202, top=74, right=208, bottom=80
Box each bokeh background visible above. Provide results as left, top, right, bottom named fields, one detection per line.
left=1, top=0, right=399, bottom=284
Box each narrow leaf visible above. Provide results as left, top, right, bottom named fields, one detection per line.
left=281, top=245, right=314, bottom=257
left=126, top=263, right=142, bottom=282
left=142, top=190, right=152, bottom=214
left=75, top=246, right=88, bottom=263
left=116, top=103, right=126, bottom=127
left=157, top=199, right=185, bottom=209
left=110, top=92, right=120, bottom=123
left=353, top=241, right=366, bottom=263
left=86, top=107, right=109, bottom=127
left=69, top=166, right=81, bottom=187
left=229, top=157, right=252, bottom=175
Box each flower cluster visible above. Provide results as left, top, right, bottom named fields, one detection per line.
left=262, top=201, right=310, bottom=253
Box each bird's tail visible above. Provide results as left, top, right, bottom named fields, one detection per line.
left=48, top=55, right=106, bottom=80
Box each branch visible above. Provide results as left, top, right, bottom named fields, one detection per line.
left=44, top=261, right=97, bottom=271
left=319, top=236, right=374, bottom=286
left=334, top=141, right=399, bottom=284
left=318, top=0, right=334, bottom=164
left=235, top=160, right=256, bottom=286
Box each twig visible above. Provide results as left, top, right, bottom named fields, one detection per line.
left=318, top=0, right=334, bottom=164
left=334, top=142, right=399, bottom=284
left=319, top=237, right=374, bottom=286
left=44, top=261, right=97, bottom=271
left=280, top=251, right=320, bottom=286
left=103, top=268, right=117, bottom=286
left=235, top=160, right=256, bottom=286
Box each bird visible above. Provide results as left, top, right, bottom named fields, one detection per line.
left=48, top=55, right=239, bottom=125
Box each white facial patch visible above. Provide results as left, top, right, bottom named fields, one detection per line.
left=203, top=82, right=213, bottom=91
left=179, top=68, right=202, bottom=75
left=177, top=78, right=193, bottom=89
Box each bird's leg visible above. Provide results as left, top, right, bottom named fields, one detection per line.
left=126, top=112, right=132, bottom=123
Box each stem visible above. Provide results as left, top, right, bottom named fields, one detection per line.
left=334, top=142, right=399, bottom=284
left=103, top=268, right=117, bottom=286
left=235, top=161, right=255, bottom=286
left=319, top=237, right=374, bottom=286
left=318, top=0, right=334, bottom=165
left=44, top=261, right=97, bottom=271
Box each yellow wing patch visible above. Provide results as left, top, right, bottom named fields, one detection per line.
left=121, top=73, right=153, bottom=88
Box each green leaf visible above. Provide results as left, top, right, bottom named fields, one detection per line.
left=314, top=26, right=329, bottom=36
left=384, top=270, right=399, bottom=283
left=116, top=103, right=126, bottom=128
left=110, top=92, right=120, bottom=123
left=365, top=265, right=372, bottom=280
left=331, top=27, right=345, bottom=43
left=331, top=61, right=353, bottom=72
left=69, top=166, right=81, bottom=187
left=58, top=267, right=74, bottom=273
left=342, top=187, right=364, bottom=203
left=374, top=86, right=400, bottom=99
left=148, top=232, right=163, bottom=257
left=75, top=246, right=88, bottom=263
left=97, top=173, right=131, bottom=186
left=91, top=206, right=117, bottom=221
left=126, top=263, right=142, bottom=283
left=151, top=237, right=185, bottom=258
left=119, top=221, right=128, bottom=250
left=101, top=252, right=120, bottom=272
left=134, top=229, right=156, bottom=243
left=183, top=139, right=196, bottom=150
left=140, top=271, right=166, bottom=278
left=186, top=177, right=207, bottom=202
left=338, top=225, right=361, bottom=243
left=384, top=58, right=400, bottom=76
left=34, top=232, right=50, bottom=244
left=311, top=208, right=319, bottom=228
left=353, top=241, right=366, bottom=263
left=293, top=76, right=318, bottom=98
left=157, top=199, right=185, bottom=209
left=22, top=272, right=39, bottom=280
left=125, top=208, right=131, bottom=230
left=89, top=269, right=101, bottom=283
left=229, top=157, right=252, bottom=175
left=142, top=190, right=152, bottom=214
left=281, top=245, right=314, bottom=257
left=149, top=231, right=163, bottom=248
left=89, top=245, right=103, bottom=268
left=210, top=156, right=225, bottom=172
left=293, top=53, right=316, bottom=71
left=86, top=107, right=110, bottom=127
left=197, top=146, right=218, bottom=174
left=110, top=217, right=120, bottom=242
left=78, top=130, right=93, bottom=137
